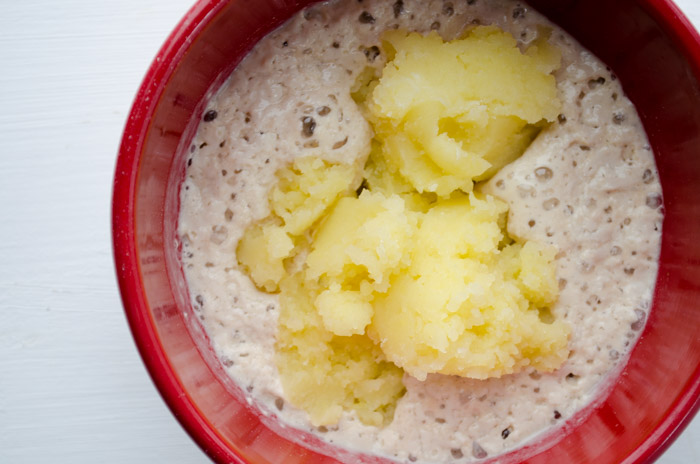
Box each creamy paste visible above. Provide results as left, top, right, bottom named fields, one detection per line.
left=178, top=0, right=663, bottom=462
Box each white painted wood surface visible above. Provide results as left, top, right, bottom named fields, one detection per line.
left=0, top=1, right=698, bottom=462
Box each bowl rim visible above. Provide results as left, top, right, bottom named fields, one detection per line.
left=112, top=1, right=243, bottom=462
left=112, top=0, right=700, bottom=463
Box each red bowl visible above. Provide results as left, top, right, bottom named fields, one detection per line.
left=112, top=0, right=700, bottom=462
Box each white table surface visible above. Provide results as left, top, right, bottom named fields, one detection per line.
left=1, top=1, right=699, bottom=463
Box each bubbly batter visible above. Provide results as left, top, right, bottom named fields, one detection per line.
left=177, top=0, right=663, bottom=461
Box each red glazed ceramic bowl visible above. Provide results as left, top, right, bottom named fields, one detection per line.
left=113, top=0, right=700, bottom=463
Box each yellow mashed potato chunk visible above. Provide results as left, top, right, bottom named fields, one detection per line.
left=236, top=219, right=293, bottom=292
left=366, top=26, right=561, bottom=193
left=368, top=194, right=568, bottom=381
left=236, top=27, right=569, bottom=427
left=271, top=157, right=359, bottom=235
left=237, top=157, right=357, bottom=291
left=276, top=273, right=405, bottom=427
left=307, top=190, right=416, bottom=292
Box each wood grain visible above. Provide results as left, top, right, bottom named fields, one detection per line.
left=0, top=0, right=697, bottom=463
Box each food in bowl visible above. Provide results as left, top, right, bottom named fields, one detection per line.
left=176, top=0, right=663, bottom=461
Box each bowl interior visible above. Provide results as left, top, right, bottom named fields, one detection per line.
left=113, top=0, right=700, bottom=462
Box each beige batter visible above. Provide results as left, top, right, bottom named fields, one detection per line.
left=177, top=0, right=663, bottom=462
